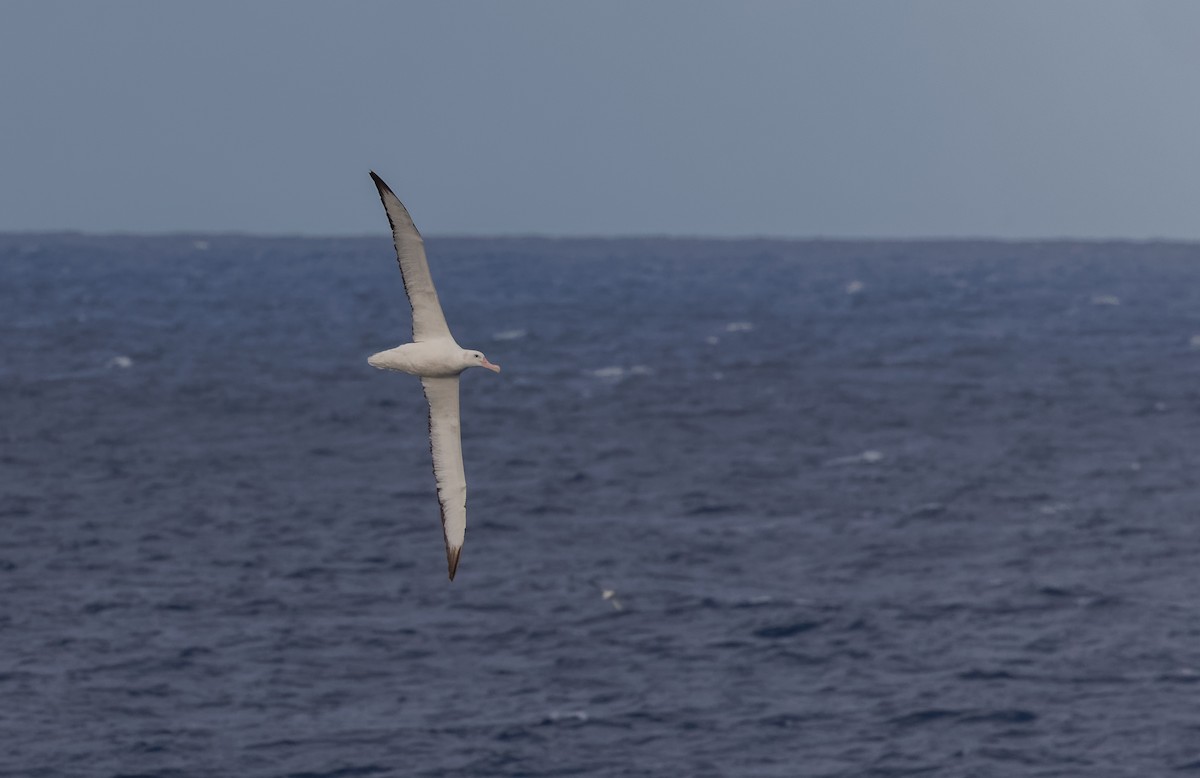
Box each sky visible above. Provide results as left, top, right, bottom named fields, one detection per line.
left=4, top=1, right=1200, bottom=239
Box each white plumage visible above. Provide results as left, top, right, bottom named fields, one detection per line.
left=367, top=171, right=501, bottom=580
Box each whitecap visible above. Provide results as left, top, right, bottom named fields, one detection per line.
left=725, top=321, right=754, bottom=333
left=591, top=365, right=651, bottom=380
left=826, top=449, right=884, bottom=466
left=106, top=355, right=133, bottom=369
left=845, top=280, right=865, bottom=294
left=546, top=710, right=589, bottom=723
left=1091, top=294, right=1120, bottom=306
left=493, top=329, right=526, bottom=341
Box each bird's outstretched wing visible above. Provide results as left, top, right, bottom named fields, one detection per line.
left=421, top=376, right=467, bottom=579
left=370, top=172, right=454, bottom=343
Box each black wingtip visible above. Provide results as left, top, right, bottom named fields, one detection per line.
left=447, top=545, right=462, bottom=581
left=369, top=170, right=394, bottom=196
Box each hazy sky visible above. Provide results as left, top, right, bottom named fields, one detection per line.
left=5, top=1, right=1200, bottom=238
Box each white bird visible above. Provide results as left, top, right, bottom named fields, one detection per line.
left=366, top=171, right=501, bottom=580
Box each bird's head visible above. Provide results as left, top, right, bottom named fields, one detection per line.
left=463, top=349, right=501, bottom=373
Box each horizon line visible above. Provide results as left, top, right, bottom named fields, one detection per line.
left=4, top=229, right=1200, bottom=245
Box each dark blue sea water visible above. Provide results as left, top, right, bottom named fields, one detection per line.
left=4, top=234, right=1200, bottom=776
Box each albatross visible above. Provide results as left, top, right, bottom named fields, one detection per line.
left=366, top=171, right=501, bottom=580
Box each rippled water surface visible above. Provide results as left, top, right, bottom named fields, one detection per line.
left=4, top=235, right=1200, bottom=776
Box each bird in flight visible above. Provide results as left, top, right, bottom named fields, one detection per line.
left=366, top=171, right=501, bottom=580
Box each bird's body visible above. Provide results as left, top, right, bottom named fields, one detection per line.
left=366, top=171, right=500, bottom=580
left=369, top=341, right=489, bottom=378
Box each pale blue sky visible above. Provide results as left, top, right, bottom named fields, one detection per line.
left=4, top=1, right=1200, bottom=238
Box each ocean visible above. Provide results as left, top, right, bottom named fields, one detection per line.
left=3, top=234, right=1200, bottom=776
